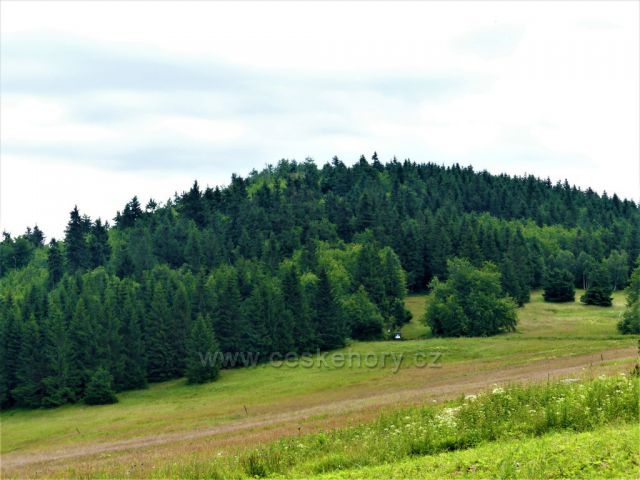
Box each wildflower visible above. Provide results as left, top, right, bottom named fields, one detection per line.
left=492, top=387, right=504, bottom=395
left=465, top=394, right=477, bottom=402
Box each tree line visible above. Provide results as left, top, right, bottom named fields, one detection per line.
left=0, top=241, right=408, bottom=408
left=1, top=155, right=639, bottom=407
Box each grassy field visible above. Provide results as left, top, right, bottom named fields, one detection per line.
left=1, top=290, right=638, bottom=478
left=316, top=423, right=640, bottom=479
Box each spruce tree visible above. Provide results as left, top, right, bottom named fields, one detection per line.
left=118, top=281, right=147, bottom=390
left=41, top=302, right=74, bottom=406
left=580, top=264, right=613, bottom=306
left=84, top=367, right=118, bottom=405
left=281, top=264, right=315, bottom=352
left=186, top=314, right=221, bottom=384
left=145, top=282, right=173, bottom=382
left=1, top=296, right=22, bottom=407
left=170, top=283, right=191, bottom=376
left=68, top=297, right=99, bottom=396
left=12, top=315, right=44, bottom=407
left=47, top=239, right=65, bottom=287
left=209, top=267, right=246, bottom=355
left=313, top=269, right=347, bottom=350
left=355, top=243, right=385, bottom=306
left=64, top=206, right=89, bottom=271
left=543, top=268, right=576, bottom=303
left=88, top=219, right=111, bottom=268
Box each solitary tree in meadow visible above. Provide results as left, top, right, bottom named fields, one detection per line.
left=543, top=268, right=575, bottom=303
left=424, top=258, right=518, bottom=337
left=580, top=264, right=613, bottom=307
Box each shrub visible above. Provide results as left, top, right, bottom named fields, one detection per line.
left=581, top=265, right=613, bottom=306
left=83, top=367, right=117, bottom=405
left=618, top=261, right=640, bottom=334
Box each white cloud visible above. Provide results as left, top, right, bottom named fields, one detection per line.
left=0, top=1, right=638, bottom=238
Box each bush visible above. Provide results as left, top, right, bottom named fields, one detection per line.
left=543, top=268, right=575, bottom=302
left=619, top=261, right=640, bottom=334
left=581, top=265, right=613, bottom=306
left=424, top=258, right=518, bottom=337
left=83, top=367, right=118, bottom=405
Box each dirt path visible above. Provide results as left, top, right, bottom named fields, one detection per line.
left=2, top=347, right=635, bottom=473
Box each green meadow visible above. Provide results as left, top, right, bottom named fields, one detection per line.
left=1, top=290, right=637, bottom=478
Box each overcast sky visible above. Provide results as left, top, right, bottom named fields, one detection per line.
left=1, top=1, right=639, bottom=240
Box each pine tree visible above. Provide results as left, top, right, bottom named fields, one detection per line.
left=41, top=301, right=75, bottom=406
left=580, top=264, right=613, bottom=306
left=118, top=281, right=147, bottom=390
left=12, top=315, right=44, bottom=407
left=102, top=285, right=125, bottom=390
left=186, top=314, right=221, bottom=384
left=117, top=196, right=144, bottom=228
left=543, top=268, right=576, bottom=303
left=355, top=243, right=385, bottom=306
left=181, top=181, right=206, bottom=228
left=170, top=283, right=191, bottom=376
left=26, top=225, right=45, bottom=246
left=313, top=270, right=346, bottom=350
left=64, top=206, right=89, bottom=271
left=47, top=239, right=65, bottom=288
left=209, top=267, right=246, bottom=355
left=500, top=254, right=529, bottom=306
left=88, top=219, right=111, bottom=268
left=83, top=367, right=118, bottom=405
left=68, top=297, right=99, bottom=396
left=281, top=264, right=315, bottom=352
left=259, top=277, right=294, bottom=356
left=0, top=296, right=22, bottom=407
left=379, top=247, right=409, bottom=326
left=145, top=282, right=173, bottom=382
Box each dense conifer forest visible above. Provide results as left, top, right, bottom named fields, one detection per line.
left=1, top=155, right=639, bottom=408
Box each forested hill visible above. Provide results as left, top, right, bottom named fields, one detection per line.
left=1, top=156, right=638, bottom=408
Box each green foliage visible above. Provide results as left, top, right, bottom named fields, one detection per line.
left=64, top=206, right=90, bottom=272
left=580, top=264, right=613, bottom=307
left=232, top=376, right=639, bottom=478
left=145, top=282, right=173, bottom=382
left=543, top=268, right=575, bottom=302
left=11, top=315, right=44, bottom=407
left=83, top=367, right=118, bottom=405
left=342, top=286, right=384, bottom=340
left=186, top=314, right=221, bottom=384
left=425, top=258, right=517, bottom=336
left=618, top=260, right=640, bottom=334
left=1, top=158, right=639, bottom=409
left=46, top=239, right=64, bottom=287
left=314, top=269, right=347, bottom=350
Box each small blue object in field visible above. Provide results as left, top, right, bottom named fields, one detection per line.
left=394, top=332, right=402, bottom=340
